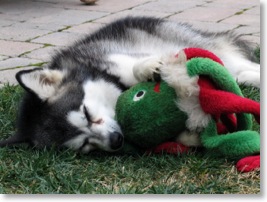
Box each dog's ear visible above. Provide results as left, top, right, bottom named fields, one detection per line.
left=16, top=68, right=64, bottom=100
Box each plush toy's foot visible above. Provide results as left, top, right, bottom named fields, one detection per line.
left=80, top=0, right=97, bottom=5
left=236, top=155, right=260, bottom=172
left=148, top=142, right=190, bottom=154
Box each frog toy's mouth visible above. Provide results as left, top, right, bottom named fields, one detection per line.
left=154, top=82, right=161, bottom=93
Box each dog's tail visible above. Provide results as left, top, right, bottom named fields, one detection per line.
left=0, top=134, right=27, bottom=147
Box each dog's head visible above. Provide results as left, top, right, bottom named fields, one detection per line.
left=13, top=67, right=124, bottom=153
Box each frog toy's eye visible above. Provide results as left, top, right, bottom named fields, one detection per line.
left=133, top=90, right=146, bottom=102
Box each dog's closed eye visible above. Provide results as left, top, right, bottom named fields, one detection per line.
left=83, top=105, right=92, bottom=125
left=83, top=105, right=103, bottom=125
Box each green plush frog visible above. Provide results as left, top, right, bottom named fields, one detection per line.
left=115, top=48, right=260, bottom=172
left=116, top=81, right=187, bottom=151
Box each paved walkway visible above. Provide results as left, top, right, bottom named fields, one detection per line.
left=0, top=0, right=260, bottom=87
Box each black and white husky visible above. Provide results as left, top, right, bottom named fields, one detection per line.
left=0, top=17, right=260, bottom=153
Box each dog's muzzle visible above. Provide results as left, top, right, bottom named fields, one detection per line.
left=109, top=132, right=124, bottom=150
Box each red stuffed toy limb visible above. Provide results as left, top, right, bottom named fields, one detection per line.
left=147, top=142, right=190, bottom=155
left=236, top=155, right=260, bottom=172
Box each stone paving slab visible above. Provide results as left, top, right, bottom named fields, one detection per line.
left=0, top=58, right=43, bottom=70
left=22, top=46, right=58, bottom=62
left=27, top=9, right=109, bottom=27
left=133, top=0, right=206, bottom=13
left=221, top=13, right=260, bottom=27
left=11, top=21, right=66, bottom=33
left=94, top=9, right=172, bottom=24
left=245, top=6, right=261, bottom=15
left=60, top=0, right=153, bottom=13
left=209, top=0, right=260, bottom=7
left=63, top=22, right=105, bottom=34
left=31, top=32, right=85, bottom=46
left=235, top=26, right=260, bottom=36
left=0, top=0, right=261, bottom=87
left=0, top=55, right=9, bottom=61
left=0, top=25, right=51, bottom=42
left=207, top=1, right=258, bottom=9
left=0, top=40, right=43, bottom=57
left=0, top=6, right=63, bottom=22
left=0, top=18, right=14, bottom=27
left=168, top=6, right=241, bottom=23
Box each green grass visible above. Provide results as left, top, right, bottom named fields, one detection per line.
left=0, top=50, right=261, bottom=194
left=0, top=144, right=260, bottom=194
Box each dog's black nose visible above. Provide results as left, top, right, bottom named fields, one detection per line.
left=110, top=132, right=124, bottom=150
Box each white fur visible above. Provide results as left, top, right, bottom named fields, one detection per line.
left=64, top=134, right=88, bottom=150
left=176, top=130, right=201, bottom=147
left=82, top=79, right=122, bottom=121
left=132, top=56, right=163, bottom=82
left=63, top=134, right=96, bottom=153
left=20, top=69, right=64, bottom=100
left=178, top=96, right=211, bottom=131
left=67, top=111, right=88, bottom=129
left=66, top=79, right=122, bottom=151
left=108, top=54, right=139, bottom=86
left=236, top=70, right=260, bottom=87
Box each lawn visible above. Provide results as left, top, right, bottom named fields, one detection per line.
left=0, top=49, right=260, bottom=194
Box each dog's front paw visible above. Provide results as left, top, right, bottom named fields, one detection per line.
left=133, top=57, right=163, bottom=82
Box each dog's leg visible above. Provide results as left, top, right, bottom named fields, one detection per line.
left=132, top=56, right=164, bottom=82
left=236, top=69, right=260, bottom=88
left=228, top=61, right=260, bottom=88
left=108, top=54, right=165, bottom=86
left=218, top=53, right=260, bottom=88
